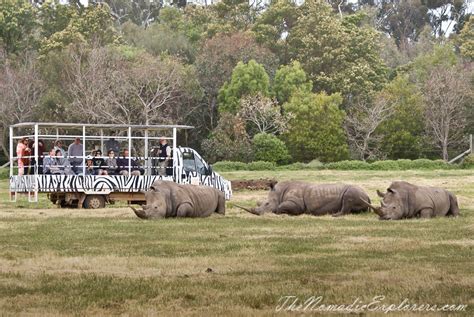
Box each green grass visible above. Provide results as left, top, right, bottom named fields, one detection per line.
left=0, top=169, right=473, bottom=315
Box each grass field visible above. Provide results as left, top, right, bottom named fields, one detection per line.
left=0, top=170, right=473, bottom=316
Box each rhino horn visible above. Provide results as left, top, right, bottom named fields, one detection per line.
left=233, top=204, right=262, bottom=216
left=360, top=199, right=383, bottom=217
left=376, top=190, right=385, bottom=198
left=130, top=206, right=149, bottom=219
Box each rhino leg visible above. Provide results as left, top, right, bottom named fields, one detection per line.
left=333, top=187, right=366, bottom=217
left=419, top=208, right=434, bottom=218
left=216, top=192, right=225, bottom=215
left=332, top=202, right=353, bottom=217
left=177, top=202, right=194, bottom=217
left=276, top=201, right=303, bottom=215
left=447, top=192, right=460, bottom=217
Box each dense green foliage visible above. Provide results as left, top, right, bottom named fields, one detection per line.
left=272, top=61, right=312, bottom=104
left=218, top=60, right=270, bottom=113
left=377, top=75, right=425, bottom=159
left=283, top=90, right=349, bottom=162
left=287, top=1, right=388, bottom=101
left=212, top=159, right=458, bottom=172
left=462, top=154, right=474, bottom=168
left=0, top=0, right=472, bottom=164
left=252, top=133, right=290, bottom=164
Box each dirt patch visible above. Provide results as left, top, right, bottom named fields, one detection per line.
left=231, top=178, right=276, bottom=191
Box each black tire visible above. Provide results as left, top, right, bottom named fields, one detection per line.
left=83, top=195, right=106, bottom=209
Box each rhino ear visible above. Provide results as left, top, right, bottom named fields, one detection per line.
left=150, top=185, right=159, bottom=191
left=376, top=190, right=385, bottom=198
left=269, top=180, right=278, bottom=191
left=387, top=188, right=397, bottom=194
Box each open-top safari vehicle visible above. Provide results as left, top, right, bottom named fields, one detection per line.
left=9, top=122, right=232, bottom=208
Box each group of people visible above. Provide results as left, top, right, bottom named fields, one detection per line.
left=16, top=136, right=172, bottom=176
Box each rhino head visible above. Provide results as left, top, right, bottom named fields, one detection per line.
left=234, top=181, right=279, bottom=216
left=130, top=186, right=170, bottom=219
left=375, top=188, right=405, bottom=220
left=361, top=188, right=405, bottom=220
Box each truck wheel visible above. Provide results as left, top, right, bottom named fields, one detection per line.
left=83, top=195, right=106, bottom=209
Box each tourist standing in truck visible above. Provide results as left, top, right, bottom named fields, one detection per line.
left=68, top=138, right=84, bottom=174
left=16, top=137, right=31, bottom=176
left=158, top=138, right=171, bottom=176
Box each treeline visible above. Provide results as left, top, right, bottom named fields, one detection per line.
left=0, top=0, right=472, bottom=163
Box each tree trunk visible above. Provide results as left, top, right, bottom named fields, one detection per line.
left=442, top=142, right=449, bottom=161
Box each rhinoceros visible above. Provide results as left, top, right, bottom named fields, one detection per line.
left=235, top=181, right=370, bottom=216
left=361, top=181, right=460, bottom=220
left=130, top=180, right=225, bottom=219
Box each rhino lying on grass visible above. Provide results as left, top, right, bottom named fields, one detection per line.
left=361, top=181, right=460, bottom=220
left=235, top=181, right=370, bottom=216
left=131, top=181, right=225, bottom=219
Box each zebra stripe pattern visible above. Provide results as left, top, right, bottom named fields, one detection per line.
left=10, top=173, right=232, bottom=199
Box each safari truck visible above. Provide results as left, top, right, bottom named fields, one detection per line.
left=9, top=122, right=232, bottom=208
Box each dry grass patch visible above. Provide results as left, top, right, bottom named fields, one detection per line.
left=0, top=170, right=473, bottom=315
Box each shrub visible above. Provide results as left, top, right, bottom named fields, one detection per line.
left=306, top=159, right=324, bottom=169
left=409, top=159, right=449, bottom=169
left=252, top=133, right=290, bottom=164
left=324, top=160, right=371, bottom=170
left=247, top=161, right=276, bottom=171
left=212, top=158, right=458, bottom=172
left=462, top=154, right=474, bottom=168
left=370, top=160, right=402, bottom=170
left=282, top=162, right=308, bottom=170
left=0, top=168, right=9, bottom=180
left=201, top=113, right=253, bottom=163
left=212, top=161, right=248, bottom=172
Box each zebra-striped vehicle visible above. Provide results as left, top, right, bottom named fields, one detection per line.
left=9, top=122, right=232, bottom=208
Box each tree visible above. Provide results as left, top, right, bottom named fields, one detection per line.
left=426, top=0, right=468, bottom=37
left=410, top=44, right=458, bottom=83
left=39, top=3, right=120, bottom=56
left=458, top=15, right=473, bottom=60
left=283, top=90, right=349, bottom=162
left=126, top=53, right=202, bottom=126
left=238, top=94, right=291, bottom=137
left=206, top=0, right=263, bottom=36
left=56, top=43, right=202, bottom=126
left=422, top=65, right=472, bottom=161
left=0, top=51, right=45, bottom=156
left=38, top=0, right=76, bottom=39
left=272, top=61, right=312, bottom=105
left=252, top=133, right=290, bottom=164
left=287, top=0, right=388, bottom=102
left=122, top=21, right=195, bottom=63
left=101, top=0, right=161, bottom=27
left=56, top=43, right=130, bottom=124
left=345, top=95, right=396, bottom=160
left=201, top=113, right=252, bottom=163
left=218, top=60, right=270, bottom=114
left=195, top=32, right=277, bottom=129
left=252, top=0, right=299, bottom=64
left=377, top=0, right=428, bottom=51
left=377, top=75, right=425, bottom=159
left=0, top=0, right=37, bottom=55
